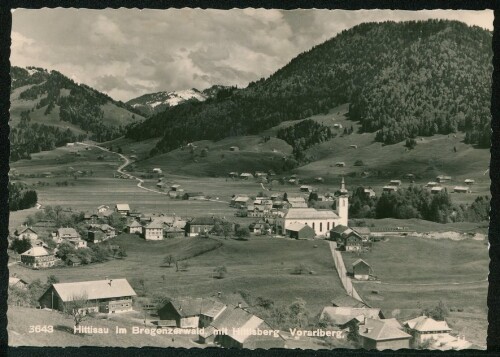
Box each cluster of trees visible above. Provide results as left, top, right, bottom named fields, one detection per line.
left=10, top=66, right=142, bottom=160
left=10, top=113, right=85, bottom=161
left=8, top=275, right=60, bottom=308
left=126, top=20, right=491, bottom=156
left=56, top=240, right=126, bottom=265
left=8, top=182, right=38, bottom=211
left=349, top=186, right=489, bottom=223
left=277, top=119, right=334, bottom=160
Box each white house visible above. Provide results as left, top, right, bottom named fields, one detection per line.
left=404, top=316, right=453, bottom=347
left=14, top=226, right=38, bottom=242
left=143, top=220, right=164, bottom=240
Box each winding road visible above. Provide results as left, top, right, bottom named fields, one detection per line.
left=76, top=142, right=228, bottom=202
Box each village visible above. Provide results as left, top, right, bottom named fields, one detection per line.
left=7, top=166, right=482, bottom=350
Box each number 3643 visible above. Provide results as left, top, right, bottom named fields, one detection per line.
left=29, top=325, right=54, bottom=333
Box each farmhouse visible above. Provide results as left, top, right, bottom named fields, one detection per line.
left=9, top=277, right=29, bottom=290
left=426, top=182, right=439, bottom=187
left=389, top=180, right=402, bottom=186
left=404, top=316, right=453, bottom=347
left=358, top=318, right=411, bottom=350
left=143, top=220, right=164, bottom=240
left=338, top=229, right=363, bottom=252
left=333, top=123, right=343, bottom=129
left=349, top=144, right=358, bottom=149
left=153, top=168, right=162, bottom=174
left=88, top=224, right=116, bottom=238
left=285, top=222, right=316, bottom=239
left=431, top=186, right=444, bottom=194
left=97, top=205, right=110, bottom=213
left=185, top=217, right=216, bottom=237
left=231, top=195, right=253, bottom=208
left=255, top=171, right=267, bottom=178
left=352, top=259, right=371, bottom=280
left=170, top=184, right=182, bottom=191
left=364, top=188, right=376, bottom=198
left=20, top=247, right=56, bottom=269
left=38, top=278, right=136, bottom=314
left=436, top=175, right=452, bottom=183
left=127, top=220, right=143, bottom=234
left=14, top=226, right=38, bottom=241
left=300, top=185, right=313, bottom=193
left=335, top=162, right=345, bottom=167
left=383, top=185, right=398, bottom=193
left=66, top=254, right=82, bottom=267
left=158, top=298, right=226, bottom=328
left=240, top=172, right=254, bottom=180
left=454, top=186, right=470, bottom=193
left=329, top=225, right=349, bottom=241
left=115, top=203, right=131, bottom=216
left=352, top=227, right=371, bottom=241
left=464, top=179, right=475, bottom=185
left=54, top=227, right=80, bottom=241
left=249, top=221, right=270, bottom=235
left=285, top=196, right=308, bottom=208
left=165, top=227, right=185, bottom=238
left=228, top=172, right=239, bottom=178
left=183, top=192, right=206, bottom=200
left=201, top=305, right=286, bottom=349
left=315, top=177, right=324, bottom=183
left=229, top=146, right=239, bottom=151
left=320, top=306, right=381, bottom=327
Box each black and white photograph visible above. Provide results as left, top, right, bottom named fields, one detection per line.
left=5, top=7, right=493, bottom=351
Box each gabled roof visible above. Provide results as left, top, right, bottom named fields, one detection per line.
left=127, top=220, right=142, bottom=228
left=166, top=298, right=225, bottom=318
left=210, top=306, right=265, bottom=343
left=49, top=279, right=137, bottom=302
left=330, top=225, right=349, bottom=234
left=320, top=307, right=380, bottom=325
left=145, top=220, right=164, bottom=229
left=21, top=247, right=50, bottom=257
left=359, top=318, right=411, bottom=341
left=116, top=203, right=130, bottom=211
left=189, top=217, right=216, bottom=225
left=15, top=226, right=37, bottom=235
left=57, top=228, right=79, bottom=237
left=404, top=316, right=452, bottom=332
left=287, top=222, right=314, bottom=233
left=353, top=259, right=370, bottom=268
left=285, top=208, right=339, bottom=220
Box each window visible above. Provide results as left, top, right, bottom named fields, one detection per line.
left=327, top=222, right=330, bottom=231
left=320, top=222, right=323, bottom=232
left=312, top=223, right=315, bottom=230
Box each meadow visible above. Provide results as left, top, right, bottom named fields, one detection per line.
left=341, top=236, right=488, bottom=348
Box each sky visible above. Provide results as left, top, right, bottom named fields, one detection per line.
left=11, top=9, right=494, bottom=102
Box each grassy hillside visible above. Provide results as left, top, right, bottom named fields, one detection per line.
left=126, top=20, right=492, bottom=154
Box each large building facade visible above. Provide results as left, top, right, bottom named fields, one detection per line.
left=276, top=178, right=348, bottom=237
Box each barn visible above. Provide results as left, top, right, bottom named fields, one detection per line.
left=38, top=278, right=136, bottom=313
left=352, top=259, right=371, bottom=280
left=285, top=222, right=316, bottom=239
left=158, top=298, right=226, bottom=328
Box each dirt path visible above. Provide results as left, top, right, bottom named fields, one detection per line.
left=76, top=142, right=228, bottom=203
left=328, top=241, right=364, bottom=302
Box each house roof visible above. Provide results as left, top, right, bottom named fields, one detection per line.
left=127, top=220, right=142, bottom=228
left=15, top=226, right=37, bottom=235
left=167, top=298, right=225, bottom=318
left=381, top=318, right=404, bottom=330
left=352, top=227, right=371, bottom=235
left=234, top=196, right=251, bottom=203
left=21, top=247, right=50, bottom=257
left=404, top=316, right=452, bottom=332
left=331, top=293, right=369, bottom=308
left=50, top=279, right=137, bottom=302
left=320, top=307, right=381, bottom=325
left=97, top=205, right=109, bottom=210
left=189, top=217, right=216, bottom=225
left=210, top=306, right=267, bottom=343
left=287, top=222, right=314, bottom=233
left=352, top=259, right=370, bottom=268
left=145, top=220, right=164, bottom=229
left=285, top=208, right=339, bottom=220
left=454, top=186, right=469, bottom=191
left=330, top=225, right=349, bottom=234
left=359, top=318, right=411, bottom=341
left=57, top=228, right=79, bottom=237
left=116, top=203, right=130, bottom=211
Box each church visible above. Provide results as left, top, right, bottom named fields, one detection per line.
left=276, top=178, right=349, bottom=237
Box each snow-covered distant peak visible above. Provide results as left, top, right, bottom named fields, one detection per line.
left=127, top=88, right=208, bottom=115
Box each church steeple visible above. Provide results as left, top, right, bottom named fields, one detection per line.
left=339, top=176, right=348, bottom=196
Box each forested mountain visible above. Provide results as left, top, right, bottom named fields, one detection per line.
left=10, top=66, right=144, bottom=161
left=125, top=20, right=492, bottom=156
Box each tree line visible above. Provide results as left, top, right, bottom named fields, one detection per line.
left=8, top=182, right=38, bottom=211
